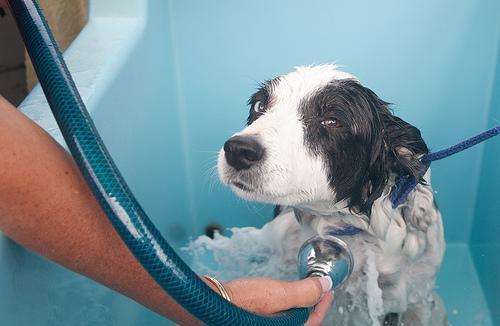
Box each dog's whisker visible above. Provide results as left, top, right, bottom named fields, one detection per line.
left=194, top=149, right=221, bottom=154
left=203, top=165, right=220, bottom=192
left=243, top=200, right=269, bottom=221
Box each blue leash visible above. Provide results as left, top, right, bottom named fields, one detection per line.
left=391, top=125, right=500, bottom=208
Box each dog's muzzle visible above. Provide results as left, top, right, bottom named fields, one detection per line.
left=223, top=135, right=264, bottom=170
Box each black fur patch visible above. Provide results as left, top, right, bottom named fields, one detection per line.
left=247, top=77, right=280, bottom=125
left=299, top=79, right=428, bottom=216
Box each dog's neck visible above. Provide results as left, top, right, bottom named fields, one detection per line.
left=291, top=178, right=400, bottom=236
left=294, top=200, right=350, bottom=217
left=293, top=173, right=401, bottom=222
left=292, top=199, right=370, bottom=236
left=292, top=170, right=438, bottom=244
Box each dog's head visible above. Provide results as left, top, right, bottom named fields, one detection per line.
left=218, top=65, right=428, bottom=216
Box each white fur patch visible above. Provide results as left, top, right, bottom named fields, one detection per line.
left=218, top=64, right=355, bottom=207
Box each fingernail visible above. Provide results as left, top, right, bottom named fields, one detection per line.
left=318, top=276, right=333, bottom=293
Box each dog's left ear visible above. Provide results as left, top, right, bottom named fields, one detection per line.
left=356, top=88, right=428, bottom=215
left=380, top=113, right=428, bottom=181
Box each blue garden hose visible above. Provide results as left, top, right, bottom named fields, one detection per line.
left=6, top=1, right=309, bottom=325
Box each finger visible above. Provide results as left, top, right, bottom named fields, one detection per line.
left=305, top=291, right=334, bottom=326
left=283, top=276, right=332, bottom=308
left=223, top=276, right=332, bottom=315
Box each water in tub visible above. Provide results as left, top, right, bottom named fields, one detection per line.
left=183, top=208, right=447, bottom=325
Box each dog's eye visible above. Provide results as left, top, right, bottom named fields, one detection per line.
left=253, top=101, right=265, bottom=113
left=321, top=118, right=341, bottom=128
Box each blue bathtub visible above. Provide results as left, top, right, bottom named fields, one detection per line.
left=1, top=0, right=499, bottom=324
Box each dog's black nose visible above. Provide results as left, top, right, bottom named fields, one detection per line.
left=224, top=135, right=264, bottom=170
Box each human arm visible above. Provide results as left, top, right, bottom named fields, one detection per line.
left=0, top=94, right=333, bottom=324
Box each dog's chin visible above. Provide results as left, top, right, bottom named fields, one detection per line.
left=218, top=159, right=319, bottom=206
left=228, top=182, right=263, bottom=201
left=226, top=180, right=309, bottom=207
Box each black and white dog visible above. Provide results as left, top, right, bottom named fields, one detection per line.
left=217, top=65, right=445, bottom=325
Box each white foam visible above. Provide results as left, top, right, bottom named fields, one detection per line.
left=182, top=210, right=308, bottom=282
left=182, top=212, right=390, bottom=325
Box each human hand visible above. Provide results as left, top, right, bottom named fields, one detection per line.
left=206, top=276, right=334, bottom=326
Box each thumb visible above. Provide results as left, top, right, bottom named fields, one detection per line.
left=283, top=276, right=333, bottom=308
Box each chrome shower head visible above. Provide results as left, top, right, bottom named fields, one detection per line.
left=298, top=235, right=354, bottom=289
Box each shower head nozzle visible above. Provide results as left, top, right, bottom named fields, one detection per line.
left=298, top=235, right=354, bottom=290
